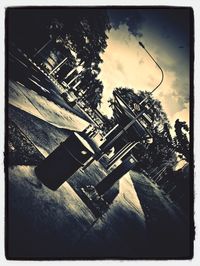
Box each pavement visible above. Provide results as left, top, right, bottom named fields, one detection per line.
left=130, top=171, right=191, bottom=258
left=9, top=49, right=92, bottom=123
left=9, top=80, right=89, bottom=131
left=6, top=64, right=192, bottom=259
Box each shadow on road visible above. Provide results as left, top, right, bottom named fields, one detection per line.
left=130, top=170, right=192, bottom=258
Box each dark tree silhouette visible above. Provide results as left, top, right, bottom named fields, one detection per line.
left=110, top=87, right=177, bottom=171
left=82, top=80, right=103, bottom=109
left=67, top=10, right=110, bottom=68
left=174, top=119, right=190, bottom=162
left=8, top=8, right=111, bottom=108
left=57, top=9, right=111, bottom=108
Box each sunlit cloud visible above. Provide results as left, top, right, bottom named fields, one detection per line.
left=98, top=17, right=190, bottom=130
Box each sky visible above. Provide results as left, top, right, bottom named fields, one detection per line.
left=98, top=8, right=191, bottom=130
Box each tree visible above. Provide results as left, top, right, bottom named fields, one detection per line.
left=47, top=10, right=110, bottom=109
left=110, top=87, right=177, bottom=171
left=112, top=87, right=170, bottom=127
left=67, top=10, right=110, bottom=68
left=173, top=119, right=190, bottom=162
left=56, top=9, right=110, bottom=108
left=82, top=79, right=103, bottom=109
left=8, top=8, right=111, bottom=108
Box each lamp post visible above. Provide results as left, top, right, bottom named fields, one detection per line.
left=138, top=41, right=164, bottom=105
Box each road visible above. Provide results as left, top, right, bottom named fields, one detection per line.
left=8, top=48, right=92, bottom=123
left=6, top=52, right=192, bottom=259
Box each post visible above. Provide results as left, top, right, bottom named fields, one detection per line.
left=106, top=141, right=140, bottom=169
left=65, top=74, right=80, bottom=88
left=49, top=57, right=69, bottom=75
left=95, top=154, right=137, bottom=196
left=99, top=108, right=146, bottom=153
left=33, top=39, right=52, bottom=58
left=103, top=124, right=119, bottom=139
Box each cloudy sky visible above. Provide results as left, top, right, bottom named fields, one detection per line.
left=98, top=8, right=191, bottom=129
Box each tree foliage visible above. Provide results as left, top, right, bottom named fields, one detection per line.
left=110, top=87, right=177, bottom=171
left=173, top=119, right=190, bottom=162
left=59, top=9, right=110, bottom=109
left=8, top=8, right=111, bottom=109
left=82, top=79, right=103, bottom=109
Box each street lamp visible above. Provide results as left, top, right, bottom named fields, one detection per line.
left=138, top=41, right=164, bottom=105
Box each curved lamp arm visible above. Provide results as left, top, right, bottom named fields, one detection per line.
left=138, top=41, right=164, bottom=105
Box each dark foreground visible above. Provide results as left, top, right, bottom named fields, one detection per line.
left=6, top=81, right=192, bottom=259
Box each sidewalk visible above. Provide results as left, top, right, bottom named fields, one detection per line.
left=7, top=78, right=147, bottom=258
left=7, top=161, right=147, bottom=259
left=9, top=80, right=89, bottom=131
left=6, top=79, right=191, bottom=259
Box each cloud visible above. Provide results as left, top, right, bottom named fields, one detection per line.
left=139, top=59, right=144, bottom=65
left=98, top=11, right=190, bottom=126
left=138, top=14, right=190, bottom=123
left=108, top=9, right=144, bottom=37
left=156, top=51, right=190, bottom=115
left=172, top=103, right=190, bottom=127
left=116, top=61, right=124, bottom=74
